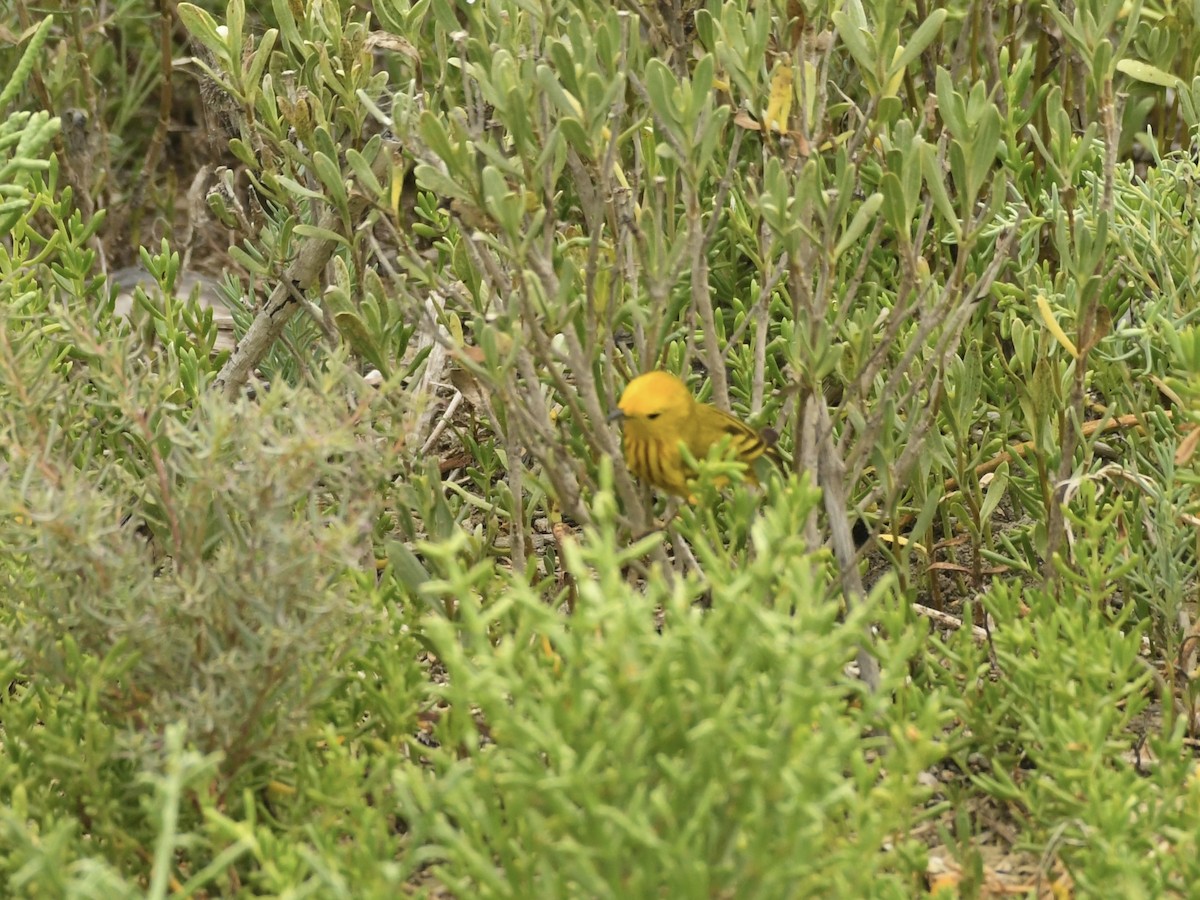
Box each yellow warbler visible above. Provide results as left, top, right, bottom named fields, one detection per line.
left=607, top=370, right=781, bottom=496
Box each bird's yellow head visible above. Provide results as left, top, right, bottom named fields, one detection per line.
left=609, top=370, right=695, bottom=440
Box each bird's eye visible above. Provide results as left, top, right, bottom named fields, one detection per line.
left=646, top=412, right=661, bottom=420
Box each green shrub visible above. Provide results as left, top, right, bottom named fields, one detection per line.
left=393, top=476, right=943, bottom=897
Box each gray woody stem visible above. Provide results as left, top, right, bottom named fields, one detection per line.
left=214, top=144, right=395, bottom=400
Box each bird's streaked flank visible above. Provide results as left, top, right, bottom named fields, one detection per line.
left=608, top=370, right=780, bottom=497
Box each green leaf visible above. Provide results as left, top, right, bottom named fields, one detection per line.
left=644, top=58, right=680, bottom=128
left=831, top=11, right=876, bottom=87
left=177, top=3, right=227, bottom=60
left=346, top=145, right=385, bottom=197
left=834, top=192, right=883, bottom=261
left=274, top=176, right=327, bottom=202
left=890, top=9, right=947, bottom=77
left=934, top=67, right=965, bottom=138
left=1116, top=58, right=1180, bottom=88
left=0, top=15, right=54, bottom=110
left=966, top=106, right=1001, bottom=203
left=334, top=310, right=388, bottom=373
left=418, top=111, right=466, bottom=174
left=225, top=0, right=246, bottom=78
left=385, top=540, right=434, bottom=597
left=690, top=54, right=715, bottom=121
left=920, top=145, right=960, bottom=238
left=481, top=165, right=522, bottom=238
left=246, top=29, right=279, bottom=89
left=271, top=0, right=305, bottom=50
left=312, top=150, right=350, bottom=218
left=229, top=139, right=258, bottom=168
left=880, top=173, right=910, bottom=238
left=291, top=224, right=349, bottom=246
left=979, top=463, right=1010, bottom=525
left=535, top=65, right=584, bottom=120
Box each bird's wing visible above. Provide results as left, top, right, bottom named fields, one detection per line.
left=709, top=407, right=782, bottom=467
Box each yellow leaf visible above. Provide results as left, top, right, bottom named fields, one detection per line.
left=765, top=63, right=793, bottom=134
left=1175, top=426, right=1200, bottom=466
left=885, top=45, right=906, bottom=97
left=390, top=164, right=403, bottom=219
left=1036, top=293, right=1078, bottom=359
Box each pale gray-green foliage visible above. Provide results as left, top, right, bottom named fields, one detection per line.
left=5, top=0, right=1200, bottom=894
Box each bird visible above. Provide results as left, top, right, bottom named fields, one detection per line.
left=607, top=370, right=781, bottom=497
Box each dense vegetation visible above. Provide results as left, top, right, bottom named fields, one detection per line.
left=3, top=0, right=1200, bottom=894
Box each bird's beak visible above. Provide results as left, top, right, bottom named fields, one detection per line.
left=606, top=408, right=625, bottom=423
